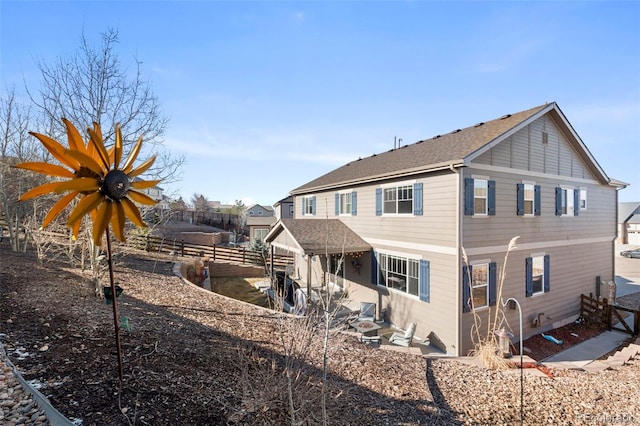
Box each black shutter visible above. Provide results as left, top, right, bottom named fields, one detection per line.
left=487, top=180, right=496, bottom=216
left=555, top=187, right=562, bottom=216
left=488, top=262, right=497, bottom=306
left=516, top=183, right=525, bottom=216
left=464, top=178, right=474, bottom=216
left=525, top=257, right=533, bottom=297
left=534, top=185, right=541, bottom=216
left=543, top=255, right=550, bottom=292
left=462, top=265, right=472, bottom=312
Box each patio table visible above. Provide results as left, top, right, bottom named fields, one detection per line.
left=350, top=319, right=382, bottom=337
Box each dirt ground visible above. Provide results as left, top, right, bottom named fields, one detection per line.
left=0, top=246, right=438, bottom=425
left=1, top=243, right=638, bottom=425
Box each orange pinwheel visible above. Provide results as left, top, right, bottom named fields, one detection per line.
left=15, top=118, right=160, bottom=245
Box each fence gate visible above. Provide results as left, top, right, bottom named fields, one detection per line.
left=580, top=294, right=639, bottom=336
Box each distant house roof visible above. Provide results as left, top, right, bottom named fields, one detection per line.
left=266, top=219, right=371, bottom=255
left=246, top=216, right=277, bottom=227
left=274, top=195, right=293, bottom=206
left=618, top=202, right=640, bottom=223
left=291, top=102, right=611, bottom=194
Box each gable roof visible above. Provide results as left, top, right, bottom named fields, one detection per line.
left=618, top=202, right=640, bottom=223
left=265, top=219, right=371, bottom=255
left=291, top=102, right=610, bottom=194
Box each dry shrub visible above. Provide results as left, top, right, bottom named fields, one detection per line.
left=181, top=258, right=206, bottom=286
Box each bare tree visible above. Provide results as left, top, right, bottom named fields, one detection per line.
left=0, top=88, right=42, bottom=252
left=190, top=193, right=210, bottom=212
left=27, top=28, right=183, bottom=183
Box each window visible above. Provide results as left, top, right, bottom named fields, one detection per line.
left=375, top=183, right=423, bottom=216
left=254, top=228, right=268, bottom=244
left=526, top=254, right=550, bottom=297
left=464, top=178, right=496, bottom=216
left=302, top=196, right=316, bottom=216
left=474, top=180, right=488, bottom=215
left=335, top=191, right=357, bottom=216
left=462, top=262, right=497, bottom=312
left=555, top=187, right=578, bottom=216
left=372, top=252, right=429, bottom=300
left=383, top=185, right=412, bottom=214
left=517, top=183, right=541, bottom=216
left=580, top=189, right=587, bottom=210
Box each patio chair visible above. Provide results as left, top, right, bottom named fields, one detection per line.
left=383, top=322, right=416, bottom=347
left=346, top=302, right=376, bottom=326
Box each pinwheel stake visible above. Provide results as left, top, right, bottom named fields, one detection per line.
left=16, top=118, right=160, bottom=384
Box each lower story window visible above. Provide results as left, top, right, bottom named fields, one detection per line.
left=471, top=263, right=489, bottom=309
left=378, top=253, right=419, bottom=296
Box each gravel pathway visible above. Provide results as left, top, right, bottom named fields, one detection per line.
left=0, top=358, right=49, bottom=426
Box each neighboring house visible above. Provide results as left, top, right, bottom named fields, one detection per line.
left=274, top=196, right=294, bottom=220
left=266, top=102, right=625, bottom=356
left=618, top=202, right=640, bottom=245
left=246, top=204, right=276, bottom=245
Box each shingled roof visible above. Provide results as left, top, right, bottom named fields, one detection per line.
left=291, top=103, right=553, bottom=194
left=269, top=219, right=371, bottom=255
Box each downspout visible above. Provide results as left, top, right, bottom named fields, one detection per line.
left=450, top=163, right=462, bottom=356
left=307, top=253, right=312, bottom=304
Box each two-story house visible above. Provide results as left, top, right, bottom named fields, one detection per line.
left=246, top=203, right=276, bottom=245
left=266, top=102, right=624, bottom=356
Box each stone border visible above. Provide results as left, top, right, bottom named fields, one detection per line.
left=0, top=339, right=74, bottom=426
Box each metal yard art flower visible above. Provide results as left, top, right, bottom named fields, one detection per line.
left=16, top=118, right=161, bottom=382
left=16, top=118, right=159, bottom=245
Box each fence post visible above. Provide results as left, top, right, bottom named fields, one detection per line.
left=634, top=310, right=639, bottom=336
left=595, top=276, right=601, bottom=299
left=181, top=240, right=185, bottom=257
left=242, top=247, right=246, bottom=264
left=602, top=298, right=611, bottom=330
left=213, top=244, right=216, bottom=262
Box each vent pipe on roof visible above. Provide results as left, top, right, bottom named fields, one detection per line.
left=394, top=136, right=403, bottom=149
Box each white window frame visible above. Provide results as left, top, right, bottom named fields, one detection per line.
left=531, top=254, right=546, bottom=296
left=474, top=179, right=488, bottom=216
left=560, top=187, right=574, bottom=216
left=382, top=184, right=413, bottom=215
left=338, top=192, right=352, bottom=215
left=523, top=182, right=535, bottom=216
left=303, top=196, right=314, bottom=216
left=378, top=252, right=420, bottom=297
left=470, top=261, right=489, bottom=309
left=580, top=188, right=587, bottom=210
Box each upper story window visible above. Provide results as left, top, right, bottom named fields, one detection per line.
left=580, top=189, right=587, bottom=210
left=375, top=182, right=423, bottom=216
left=385, top=185, right=412, bottom=214
left=517, top=183, right=541, bottom=216
left=462, top=261, right=497, bottom=312
left=464, top=177, right=495, bottom=216
left=371, top=251, right=430, bottom=301
left=555, top=187, right=578, bottom=216
left=335, top=191, right=357, bottom=216
left=301, top=196, right=316, bottom=216
left=526, top=254, right=550, bottom=296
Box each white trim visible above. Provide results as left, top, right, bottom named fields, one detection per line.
left=469, top=163, right=600, bottom=185
left=270, top=242, right=304, bottom=256
left=464, top=235, right=612, bottom=256
left=380, top=179, right=416, bottom=189
left=470, top=258, right=491, bottom=265
left=374, top=248, right=423, bottom=260
left=365, top=237, right=457, bottom=255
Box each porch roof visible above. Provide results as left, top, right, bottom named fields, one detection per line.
left=266, top=218, right=371, bottom=255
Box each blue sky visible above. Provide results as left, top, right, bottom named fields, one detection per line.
left=1, top=1, right=639, bottom=206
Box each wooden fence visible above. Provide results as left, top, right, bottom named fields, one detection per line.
left=580, top=294, right=640, bottom=336
left=128, top=234, right=292, bottom=270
